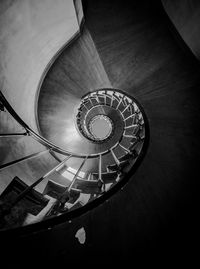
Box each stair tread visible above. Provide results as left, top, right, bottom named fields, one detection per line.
left=130, top=140, right=143, bottom=153
left=117, top=101, right=126, bottom=112
left=112, top=98, right=119, bottom=108
left=84, top=100, right=93, bottom=110
left=139, top=126, right=145, bottom=139
left=105, top=95, right=112, bottom=106
left=122, top=109, right=132, bottom=119
left=118, top=151, right=137, bottom=162
left=97, top=96, right=105, bottom=104
left=114, top=144, right=127, bottom=156
left=43, top=180, right=80, bottom=202
left=120, top=136, right=133, bottom=149
left=73, top=178, right=102, bottom=194
left=107, top=160, right=128, bottom=172
left=92, top=171, right=118, bottom=183
left=90, top=97, right=99, bottom=106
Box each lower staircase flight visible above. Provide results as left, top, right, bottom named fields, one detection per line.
left=0, top=89, right=148, bottom=229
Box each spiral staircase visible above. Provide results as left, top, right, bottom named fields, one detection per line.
left=0, top=87, right=147, bottom=228
left=0, top=0, right=200, bottom=266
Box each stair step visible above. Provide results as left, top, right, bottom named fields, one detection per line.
left=112, top=98, right=119, bottom=109
left=92, top=171, right=118, bottom=183
left=131, top=124, right=140, bottom=135
left=124, top=126, right=138, bottom=136
left=90, top=97, right=99, bottom=106
left=133, top=103, right=139, bottom=113
left=138, top=115, right=144, bottom=125
left=112, top=94, right=121, bottom=103
left=113, top=144, right=127, bottom=158
left=105, top=94, right=112, bottom=106
left=134, top=140, right=144, bottom=154
left=1, top=176, right=49, bottom=216
left=123, top=98, right=130, bottom=108
left=73, top=179, right=102, bottom=194
left=122, top=109, right=132, bottom=119
left=131, top=114, right=138, bottom=125
left=120, top=136, right=133, bottom=149
left=107, top=160, right=128, bottom=172
left=125, top=116, right=134, bottom=126
left=130, top=140, right=143, bottom=153
left=118, top=153, right=132, bottom=162
left=117, top=101, right=126, bottom=112
left=118, top=149, right=138, bottom=162
left=139, top=126, right=145, bottom=139
left=91, top=94, right=104, bottom=104
left=84, top=100, right=93, bottom=110
left=131, top=136, right=139, bottom=144
left=48, top=171, right=71, bottom=187
left=43, top=180, right=80, bottom=202
left=97, top=95, right=105, bottom=105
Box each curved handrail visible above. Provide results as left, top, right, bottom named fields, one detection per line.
left=0, top=87, right=149, bottom=233
left=0, top=90, right=108, bottom=159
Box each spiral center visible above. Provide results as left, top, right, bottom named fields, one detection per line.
left=89, top=115, right=113, bottom=141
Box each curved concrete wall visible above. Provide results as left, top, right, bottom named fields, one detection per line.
left=162, top=0, right=200, bottom=60
left=0, top=0, right=82, bottom=131
left=0, top=0, right=83, bottom=193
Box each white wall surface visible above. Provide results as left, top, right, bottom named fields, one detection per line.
left=0, top=0, right=82, bottom=131
left=0, top=0, right=83, bottom=192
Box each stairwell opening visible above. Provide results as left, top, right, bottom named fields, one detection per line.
left=89, top=115, right=113, bottom=141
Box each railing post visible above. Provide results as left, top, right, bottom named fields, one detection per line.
left=68, top=156, right=88, bottom=192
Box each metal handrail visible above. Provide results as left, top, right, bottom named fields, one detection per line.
left=0, top=90, right=141, bottom=161
left=0, top=88, right=147, bottom=225
left=0, top=91, right=106, bottom=159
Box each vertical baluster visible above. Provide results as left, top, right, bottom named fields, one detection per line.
left=89, top=97, right=93, bottom=107
left=68, top=156, right=88, bottom=192
left=104, top=91, right=107, bottom=104
left=121, top=103, right=131, bottom=114
left=99, top=154, right=102, bottom=182
left=83, top=103, right=88, bottom=111
left=119, top=144, right=131, bottom=154
left=116, top=98, right=122, bottom=110
left=6, top=154, right=72, bottom=210
left=110, top=148, right=120, bottom=166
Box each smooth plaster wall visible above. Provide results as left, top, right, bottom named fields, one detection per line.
left=0, top=0, right=81, bottom=131
left=0, top=0, right=83, bottom=193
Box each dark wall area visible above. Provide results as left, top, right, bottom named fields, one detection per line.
left=162, top=0, right=200, bottom=59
